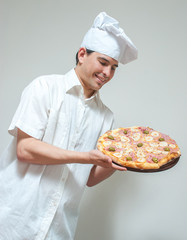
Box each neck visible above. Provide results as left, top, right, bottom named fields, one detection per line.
left=74, top=66, right=96, bottom=99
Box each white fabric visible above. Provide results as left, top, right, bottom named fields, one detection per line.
left=0, top=69, right=114, bottom=240
left=81, top=12, right=138, bottom=64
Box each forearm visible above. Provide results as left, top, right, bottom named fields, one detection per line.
left=17, top=130, right=90, bottom=165
left=17, top=129, right=126, bottom=171
left=87, top=165, right=116, bottom=187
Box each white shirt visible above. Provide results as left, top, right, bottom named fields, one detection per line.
left=0, top=69, right=114, bottom=240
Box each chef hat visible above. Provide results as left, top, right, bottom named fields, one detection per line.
left=80, top=12, right=138, bottom=65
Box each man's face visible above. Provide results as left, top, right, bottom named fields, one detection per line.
left=76, top=48, right=118, bottom=97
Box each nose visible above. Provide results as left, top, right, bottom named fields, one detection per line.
left=103, top=66, right=111, bottom=79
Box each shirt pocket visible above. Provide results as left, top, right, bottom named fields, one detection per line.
left=42, top=108, right=69, bottom=148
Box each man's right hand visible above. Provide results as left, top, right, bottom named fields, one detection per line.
left=88, top=149, right=126, bottom=171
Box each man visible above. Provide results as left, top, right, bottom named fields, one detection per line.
left=0, top=12, right=137, bottom=240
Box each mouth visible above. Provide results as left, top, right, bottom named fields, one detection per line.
left=95, top=74, right=107, bottom=85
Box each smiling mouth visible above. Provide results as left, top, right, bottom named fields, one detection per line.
left=95, top=74, right=107, bottom=84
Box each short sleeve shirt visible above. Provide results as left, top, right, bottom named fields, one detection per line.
left=0, top=69, right=114, bottom=240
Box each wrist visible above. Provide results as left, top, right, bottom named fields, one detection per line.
left=72, top=151, right=92, bottom=165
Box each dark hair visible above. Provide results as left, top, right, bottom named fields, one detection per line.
left=76, top=48, right=94, bottom=65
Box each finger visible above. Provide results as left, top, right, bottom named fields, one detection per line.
left=106, top=156, right=113, bottom=165
left=111, top=162, right=127, bottom=171
left=106, top=157, right=126, bottom=171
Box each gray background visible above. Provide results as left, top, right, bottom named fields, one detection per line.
left=1, top=1, right=187, bottom=240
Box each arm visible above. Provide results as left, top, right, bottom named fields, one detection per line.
left=16, top=129, right=126, bottom=172
left=16, top=129, right=89, bottom=165
left=87, top=159, right=127, bottom=187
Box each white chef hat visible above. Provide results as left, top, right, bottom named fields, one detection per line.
left=80, top=12, right=138, bottom=65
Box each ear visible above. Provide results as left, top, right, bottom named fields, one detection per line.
left=77, top=47, right=87, bottom=64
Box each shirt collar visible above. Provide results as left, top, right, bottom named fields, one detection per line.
left=65, top=68, right=82, bottom=93
left=65, top=68, right=99, bottom=101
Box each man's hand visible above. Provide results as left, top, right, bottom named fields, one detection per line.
left=87, top=150, right=127, bottom=187
left=88, top=149, right=127, bottom=170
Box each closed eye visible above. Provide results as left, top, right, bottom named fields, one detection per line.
left=99, top=61, right=107, bottom=66
left=97, top=56, right=118, bottom=71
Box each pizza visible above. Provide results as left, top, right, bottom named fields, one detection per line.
left=97, top=126, right=181, bottom=170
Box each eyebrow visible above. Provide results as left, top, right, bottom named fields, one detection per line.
left=98, top=57, right=119, bottom=68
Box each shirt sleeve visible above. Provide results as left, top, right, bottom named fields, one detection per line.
left=8, top=76, right=51, bottom=140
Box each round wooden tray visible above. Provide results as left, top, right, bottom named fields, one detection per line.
left=113, top=157, right=180, bottom=173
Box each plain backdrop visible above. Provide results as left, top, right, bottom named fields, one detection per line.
left=1, top=1, right=187, bottom=240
